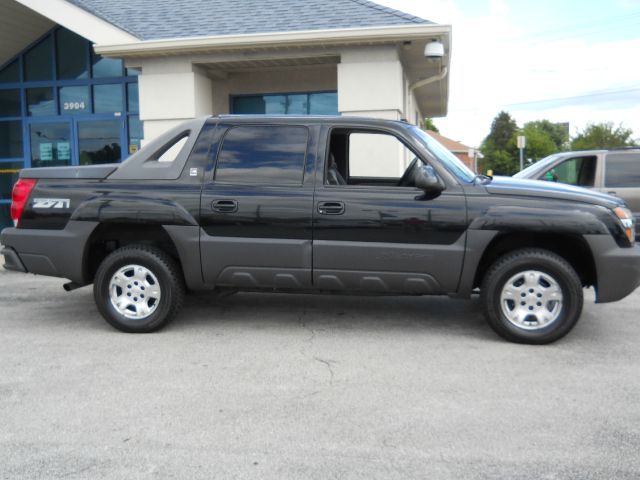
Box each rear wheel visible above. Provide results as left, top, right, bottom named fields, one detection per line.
left=93, top=245, right=185, bottom=333
left=481, top=248, right=583, bottom=344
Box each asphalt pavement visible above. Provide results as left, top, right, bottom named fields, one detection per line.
left=1, top=267, right=639, bottom=479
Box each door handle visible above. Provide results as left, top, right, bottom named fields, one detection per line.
left=211, top=199, right=238, bottom=213
left=608, top=191, right=618, bottom=196
left=318, top=201, right=345, bottom=215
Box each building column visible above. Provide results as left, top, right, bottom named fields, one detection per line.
left=337, top=46, right=405, bottom=121
left=138, top=57, right=213, bottom=143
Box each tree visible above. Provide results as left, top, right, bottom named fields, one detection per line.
left=423, top=118, right=439, bottom=133
left=480, top=111, right=519, bottom=175
left=570, top=122, right=637, bottom=150
left=521, top=122, right=560, bottom=162
left=524, top=120, right=569, bottom=151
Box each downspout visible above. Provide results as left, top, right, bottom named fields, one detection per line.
left=409, top=66, right=449, bottom=95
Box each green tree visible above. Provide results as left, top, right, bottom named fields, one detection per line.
left=480, top=111, right=519, bottom=174
left=521, top=122, right=560, bottom=162
left=524, top=120, right=569, bottom=150
left=571, top=122, right=637, bottom=150
left=423, top=118, right=439, bottom=133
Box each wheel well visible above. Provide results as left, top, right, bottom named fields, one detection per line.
left=84, top=223, right=181, bottom=284
left=473, top=233, right=597, bottom=289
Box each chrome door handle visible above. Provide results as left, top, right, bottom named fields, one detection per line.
left=211, top=199, right=238, bottom=213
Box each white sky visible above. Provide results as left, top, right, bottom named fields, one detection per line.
left=376, top=0, right=640, bottom=147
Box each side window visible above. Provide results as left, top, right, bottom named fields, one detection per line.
left=215, top=125, right=308, bottom=185
left=326, top=129, right=420, bottom=186
left=540, top=156, right=596, bottom=187
left=605, top=153, right=640, bottom=188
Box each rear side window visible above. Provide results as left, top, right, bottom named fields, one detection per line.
left=605, top=153, right=640, bottom=187
left=215, top=125, right=308, bottom=185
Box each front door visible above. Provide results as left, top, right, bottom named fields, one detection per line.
left=199, top=122, right=317, bottom=288
left=313, top=127, right=468, bottom=294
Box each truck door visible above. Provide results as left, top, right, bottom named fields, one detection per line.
left=199, top=123, right=317, bottom=288
left=312, top=126, right=467, bottom=294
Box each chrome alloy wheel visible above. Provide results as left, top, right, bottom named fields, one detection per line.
left=109, top=264, right=161, bottom=320
left=500, top=270, right=563, bottom=330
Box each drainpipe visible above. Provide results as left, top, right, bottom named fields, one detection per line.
left=409, top=66, right=449, bottom=95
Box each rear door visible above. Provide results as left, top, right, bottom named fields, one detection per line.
left=199, top=122, right=317, bottom=288
left=600, top=152, right=640, bottom=228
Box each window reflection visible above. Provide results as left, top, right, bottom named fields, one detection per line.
left=27, top=88, right=55, bottom=116
left=30, top=123, right=72, bottom=167
left=93, top=84, right=123, bottom=113
left=78, top=120, right=121, bottom=165
left=215, top=126, right=308, bottom=185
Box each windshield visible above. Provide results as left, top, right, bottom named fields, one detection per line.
left=408, top=126, right=476, bottom=183
left=513, top=153, right=564, bottom=178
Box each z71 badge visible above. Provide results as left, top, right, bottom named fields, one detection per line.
left=32, top=198, right=71, bottom=209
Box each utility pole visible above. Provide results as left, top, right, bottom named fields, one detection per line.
left=517, top=135, right=526, bottom=172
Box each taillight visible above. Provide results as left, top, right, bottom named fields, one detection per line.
left=10, top=178, right=37, bottom=227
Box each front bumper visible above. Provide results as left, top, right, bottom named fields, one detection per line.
left=0, top=221, right=98, bottom=283
left=585, top=235, right=640, bottom=303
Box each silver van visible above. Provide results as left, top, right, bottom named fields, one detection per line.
left=515, top=149, right=640, bottom=236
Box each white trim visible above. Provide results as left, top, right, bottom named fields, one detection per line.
left=95, top=24, right=451, bottom=57
left=14, top=0, right=139, bottom=44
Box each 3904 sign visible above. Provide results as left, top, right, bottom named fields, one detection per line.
left=63, top=101, right=86, bottom=111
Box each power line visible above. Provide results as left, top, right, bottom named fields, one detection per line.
left=504, top=87, right=640, bottom=107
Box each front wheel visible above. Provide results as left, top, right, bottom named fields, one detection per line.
left=93, top=245, right=185, bottom=333
left=481, top=249, right=583, bottom=344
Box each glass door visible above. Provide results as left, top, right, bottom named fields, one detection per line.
left=76, top=118, right=124, bottom=165
left=28, top=119, right=73, bottom=168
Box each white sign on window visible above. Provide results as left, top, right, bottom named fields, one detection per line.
left=40, top=143, right=53, bottom=162
left=57, top=142, right=71, bottom=161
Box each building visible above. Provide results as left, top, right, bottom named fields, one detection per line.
left=425, top=130, right=480, bottom=172
left=0, top=0, right=452, bottom=229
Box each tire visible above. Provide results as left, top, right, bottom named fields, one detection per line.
left=93, top=245, right=185, bottom=333
left=481, top=248, right=583, bottom=344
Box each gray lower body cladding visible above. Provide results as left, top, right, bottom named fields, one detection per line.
left=584, top=235, right=640, bottom=303
left=1, top=221, right=98, bottom=284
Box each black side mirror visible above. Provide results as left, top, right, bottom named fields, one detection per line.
left=415, top=165, right=445, bottom=197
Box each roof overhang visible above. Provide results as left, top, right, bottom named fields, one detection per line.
left=94, top=23, right=452, bottom=117
left=13, top=0, right=138, bottom=44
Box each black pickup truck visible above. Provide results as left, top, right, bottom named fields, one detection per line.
left=2, top=116, right=639, bottom=343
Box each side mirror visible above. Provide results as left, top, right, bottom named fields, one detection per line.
left=415, top=165, right=445, bottom=195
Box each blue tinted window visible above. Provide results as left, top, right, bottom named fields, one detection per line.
left=24, top=36, right=53, bottom=82
left=215, top=126, right=308, bottom=185
left=287, top=94, right=308, bottom=114
left=56, top=29, right=88, bottom=80
left=94, top=84, right=123, bottom=113
left=29, top=122, right=72, bottom=167
left=0, top=89, right=21, bottom=117
left=127, top=83, right=139, bottom=113
left=309, top=92, right=338, bottom=115
left=0, top=121, right=23, bottom=158
left=92, top=54, right=123, bottom=78
left=232, top=92, right=337, bottom=115
left=0, top=60, right=20, bottom=84
left=27, top=88, right=55, bottom=116
left=128, top=116, right=142, bottom=154
left=59, top=86, right=90, bottom=115
left=78, top=120, right=121, bottom=165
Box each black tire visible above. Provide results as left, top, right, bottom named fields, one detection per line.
left=481, top=248, right=583, bottom=344
left=93, top=245, right=185, bottom=333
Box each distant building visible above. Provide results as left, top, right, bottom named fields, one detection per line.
left=424, top=130, right=480, bottom=172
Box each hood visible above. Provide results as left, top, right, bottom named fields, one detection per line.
left=486, top=176, right=623, bottom=209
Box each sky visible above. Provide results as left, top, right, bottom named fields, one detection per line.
left=376, top=0, right=640, bottom=147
